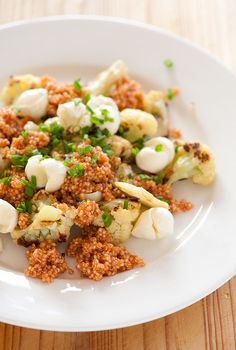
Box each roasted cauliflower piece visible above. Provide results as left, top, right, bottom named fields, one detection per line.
left=120, top=108, right=158, bottom=142
left=166, top=141, right=216, bottom=186
left=107, top=135, right=132, bottom=160
left=11, top=192, right=76, bottom=246
left=1, top=74, right=41, bottom=105
left=83, top=60, right=128, bottom=96
left=143, top=90, right=169, bottom=136
left=94, top=199, right=141, bottom=243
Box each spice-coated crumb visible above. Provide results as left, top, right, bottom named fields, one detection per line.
left=109, top=77, right=144, bottom=111
left=67, top=227, right=144, bottom=281
left=25, top=240, right=69, bottom=283
left=74, top=200, right=101, bottom=227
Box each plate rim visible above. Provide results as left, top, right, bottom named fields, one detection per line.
left=0, top=15, right=235, bottom=331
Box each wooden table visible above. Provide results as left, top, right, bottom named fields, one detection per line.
left=0, top=1, right=235, bottom=349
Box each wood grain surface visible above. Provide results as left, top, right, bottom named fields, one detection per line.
left=0, top=1, right=235, bottom=349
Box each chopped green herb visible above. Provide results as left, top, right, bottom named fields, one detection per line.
left=153, top=172, right=165, bottom=184
left=120, top=178, right=128, bottom=182
left=74, top=98, right=81, bottom=106
left=163, top=59, right=174, bottom=68
left=102, top=211, right=113, bottom=228
left=90, top=115, right=104, bottom=126
left=102, top=145, right=113, bottom=156
left=68, top=163, right=84, bottom=177
left=50, top=122, right=64, bottom=138
left=39, top=155, right=50, bottom=161
left=132, top=138, right=145, bottom=151
left=0, top=176, right=12, bottom=185
left=64, top=140, right=76, bottom=154
left=123, top=200, right=129, bottom=210
left=39, top=124, right=49, bottom=132
left=83, top=93, right=91, bottom=104
left=175, top=145, right=180, bottom=153
left=79, top=145, right=93, bottom=155
left=156, top=195, right=170, bottom=204
left=16, top=200, right=32, bottom=213
left=91, top=154, right=98, bottom=164
left=21, top=130, right=29, bottom=138
left=80, top=126, right=91, bottom=139
left=131, top=147, right=139, bottom=157
left=101, top=109, right=114, bottom=122
left=73, top=78, right=82, bottom=93
left=139, top=174, right=151, bottom=180
left=118, top=126, right=125, bottom=137
left=155, top=144, right=163, bottom=152
left=64, top=158, right=71, bottom=166
left=21, top=175, right=37, bottom=197
left=11, top=154, right=28, bottom=168
left=166, top=88, right=174, bottom=100
left=128, top=173, right=134, bottom=179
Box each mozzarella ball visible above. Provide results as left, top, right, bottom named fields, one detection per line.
left=0, top=199, right=18, bottom=233
left=144, top=137, right=175, bottom=162
left=136, top=137, right=175, bottom=173
left=40, top=158, right=67, bottom=193
left=87, top=95, right=120, bottom=135
left=13, top=88, right=48, bottom=120
left=131, top=207, right=174, bottom=240
left=57, top=101, right=91, bottom=131
left=25, top=155, right=47, bottom=188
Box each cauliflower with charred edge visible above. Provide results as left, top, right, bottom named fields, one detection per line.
left=11, top=191, right=76, bottom=246
left=166, top=141, right=216, bottom=186
left=94, top=199, right=141, bottom=243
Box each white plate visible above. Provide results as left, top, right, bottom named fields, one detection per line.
left=0, top=16, right=235, bottom=331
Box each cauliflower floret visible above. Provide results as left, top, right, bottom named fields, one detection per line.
left=166, top=141, right=216, bottom=186
left=83, top=60, right=128, bottom=96
left=11, top=193, right=76, bottom=245
left=1, top=74, right=41, bottom=105
left=94, top=199, right=141, bottom=243
left=120, top=108, right=158, bottom=142
left=107, top=135, right=132, bottom=160
left=143, top=90, right=169, bottom=136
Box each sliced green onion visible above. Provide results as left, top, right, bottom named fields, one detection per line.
left=73, top=79, right=82, bottom=93
left=155, top=144, right=163, bottom=152
left=11, top=155, right=28, bottom=168
left=83, top=94, right=91, bottom=104
left=0, top=176, right=12, bottom=185
left=16, top=200, right=32, bottom=213
left=64, top=140, right=76, bottom=154
left=101, top=109, right=114, bottom=122
left=68, top=163, right=84, bottom=177
left=123, top=200, right=129, bottom=209
left=102, top=211, right=113, bottom=228
left=163, top=59, right=174, bottom=68
left=79, top=145, right=93, bottom=155
left=74, top=98, right=81, bottom=106
left=91, top=155, right=98, bottom=164
left=166, top=88, right=174, bottom=100
left=139, top=174, right=151, bottom=180
left=21, top=130, right=29, bottom=138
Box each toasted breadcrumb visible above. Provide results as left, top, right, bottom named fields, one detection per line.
left=10, top=131, right=50, bottom=156
left=67, top=227, right=144, bottom=281
left=74, top=201, right=101, bottom=227
left=168, top=128, right=182, bottom=139
left=130, top=177, right=192, bottom=214
left=25, top=240, right=68, bottom=283
left=109, top=77, right=144, bottom=111
left=0, top=108, right=23, bottom=139
left=0, top=170, right=26, bottom=206
left=18, top=212, right=31, bottom=229
left=41, top=75, right=80, bottom=116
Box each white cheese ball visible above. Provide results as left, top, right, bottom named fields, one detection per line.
left=87, top=95, right=120, bottom=135
left=0, top=199, right=18, bottom=233
left=13, top=88, right=48, bottom=120
left=57, top=101, right=91, bottom=131
left=25, top=156, right=67, bottom=192
left=131, top=207, right=174, bottom=240
left=25, top=155, right=47, bottom=188
left=40, top=158, right=68, bottom=193
left=136, top=136, right=175, bottom=173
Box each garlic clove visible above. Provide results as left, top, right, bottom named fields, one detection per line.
left=136, top=147, right=170, bottom=173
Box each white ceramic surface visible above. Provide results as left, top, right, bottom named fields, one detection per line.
left=0, top=16, right=235, bottom=331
